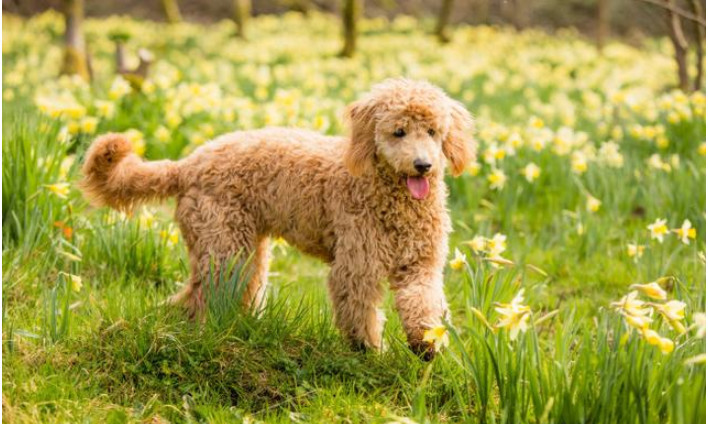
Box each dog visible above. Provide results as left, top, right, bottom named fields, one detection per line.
left=81, top=78, right=475, bottom=356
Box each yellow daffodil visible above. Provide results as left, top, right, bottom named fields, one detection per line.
left=423, top=325, right=450, bottom=352
left=647, top=218, right=668, bottom=243
left=630, top=282, right=667, bottom=300
left=449, top=248, right=467, bottom=270
left=672, top=219, right=696, bottom=244
left=45, top=183, right=70, bottom=199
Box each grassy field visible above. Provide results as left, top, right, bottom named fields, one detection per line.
left=2, top=11, right=707, bottom=423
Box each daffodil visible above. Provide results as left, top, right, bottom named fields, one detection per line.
left=45, top=183, right=70, bottom=199
left=672, top=219, right=696, bottom=244
left=627, top=243, right=645, bottom=259
left=521, top=163, right=541, bottom=182
left=487, top=233, right=507, bottom=257
left=650, top=300, right=686, bottom=333
left=449, top=248, right=466, bottom=270
left=487, top=168, right=507, bottom=190
left=630, top=282, right=667, bottom=300
left=494, top=289, right=531, bottom=340
left=684, top=354, right=706, bottom=365
left=692, top=312, right=706, bottom=338
left=611, top=291, right=653, bottom=330
left=647, top=218, right=668, bottom=243
left=464, top=236, right=487, bottom=253
left=422, top=325, right=449, bottom=352
left=642, top=328, right=674, bottom=354
left=586, top=195, right=601, bottom=213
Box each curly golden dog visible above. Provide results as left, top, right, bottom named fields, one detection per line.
left=81, top=78, right=475, bottom=356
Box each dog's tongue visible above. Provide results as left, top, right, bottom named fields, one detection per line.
left=406, top=176, right=430, bottom=200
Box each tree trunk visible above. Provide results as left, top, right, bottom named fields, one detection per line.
left=60, top=0, right=89, bottom=80
left=160, top=0, right=182, bottom=24
left=597, top=0, right=610, bottom=51
left=472, top=0, right=490, bottom=25
left=340, top=0, right=359, bottom=57
left=434, top=0, right=454, bottom=43
left=501, top=0, right=528, bottom=30
left=664, top=0, right=690, bottom=92
left=233, top=0, right=251, bottom=39
left=689, top=0, right=704, bottom=90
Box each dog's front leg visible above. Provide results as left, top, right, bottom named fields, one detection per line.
left=327, top=260, right=386, bottom=351
left=390, top=265, right=450, bottom=359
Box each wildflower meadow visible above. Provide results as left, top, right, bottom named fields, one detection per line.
left=2, top=9, right=706, bottom=423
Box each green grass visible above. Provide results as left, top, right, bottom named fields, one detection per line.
left=3, top=11, right=706, bottom=423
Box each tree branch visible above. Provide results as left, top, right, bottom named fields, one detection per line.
left=635, top=0, right=706, bottom=26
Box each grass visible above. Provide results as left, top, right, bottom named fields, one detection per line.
left=2, top=10, right=707, bottom=423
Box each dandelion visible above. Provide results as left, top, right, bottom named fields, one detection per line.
left=672, top=219, right=696, bottom=244
left=495, top=289, right=531, bottom=340
left=630, top=282, right=667, bottom=300
left=45, top=183, right=70, bottom=199
left=698, top=142, right=706, bottom=156
left=586, top=195, right=601, bottom=213
left=423, top=326, right=449, bottom=352
left=647, top=218, right=668, bottom=243
left=449, top=248, right=466, bottom=270
left=521, top=163, right=541, bottom=182
left=627, top=243, right=645, bottom=259
left=488, top=168, right=507, bottom=190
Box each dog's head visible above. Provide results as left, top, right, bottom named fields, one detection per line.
left=344, top=78, right=475, bottom=200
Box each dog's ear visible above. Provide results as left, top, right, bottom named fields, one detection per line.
left=443, top=101, right=475, bottom=177
left=344, top=97, right=378, bottom=176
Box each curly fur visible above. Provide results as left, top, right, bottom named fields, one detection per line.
left=81, top=78, right=476, bottom=355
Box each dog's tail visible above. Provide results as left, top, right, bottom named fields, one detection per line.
left=81, top=133, right=182, bottom=211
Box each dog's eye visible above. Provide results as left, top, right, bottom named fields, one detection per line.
left=428, top=128, right=436, bottom=137
left=393, top=128, right=406, bottom=138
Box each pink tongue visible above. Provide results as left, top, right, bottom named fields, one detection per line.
left=406, top=176, right=430, bottom=200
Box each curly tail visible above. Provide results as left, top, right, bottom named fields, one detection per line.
left=81, top=133, right=181, bottom=211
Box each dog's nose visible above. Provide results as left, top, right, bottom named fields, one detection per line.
left=414, top=159, right=432, bottom=174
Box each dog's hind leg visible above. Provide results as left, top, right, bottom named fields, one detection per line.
left=171, top=195, right=265, bottom=318
left=241, top=237, right=269, bottom=312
